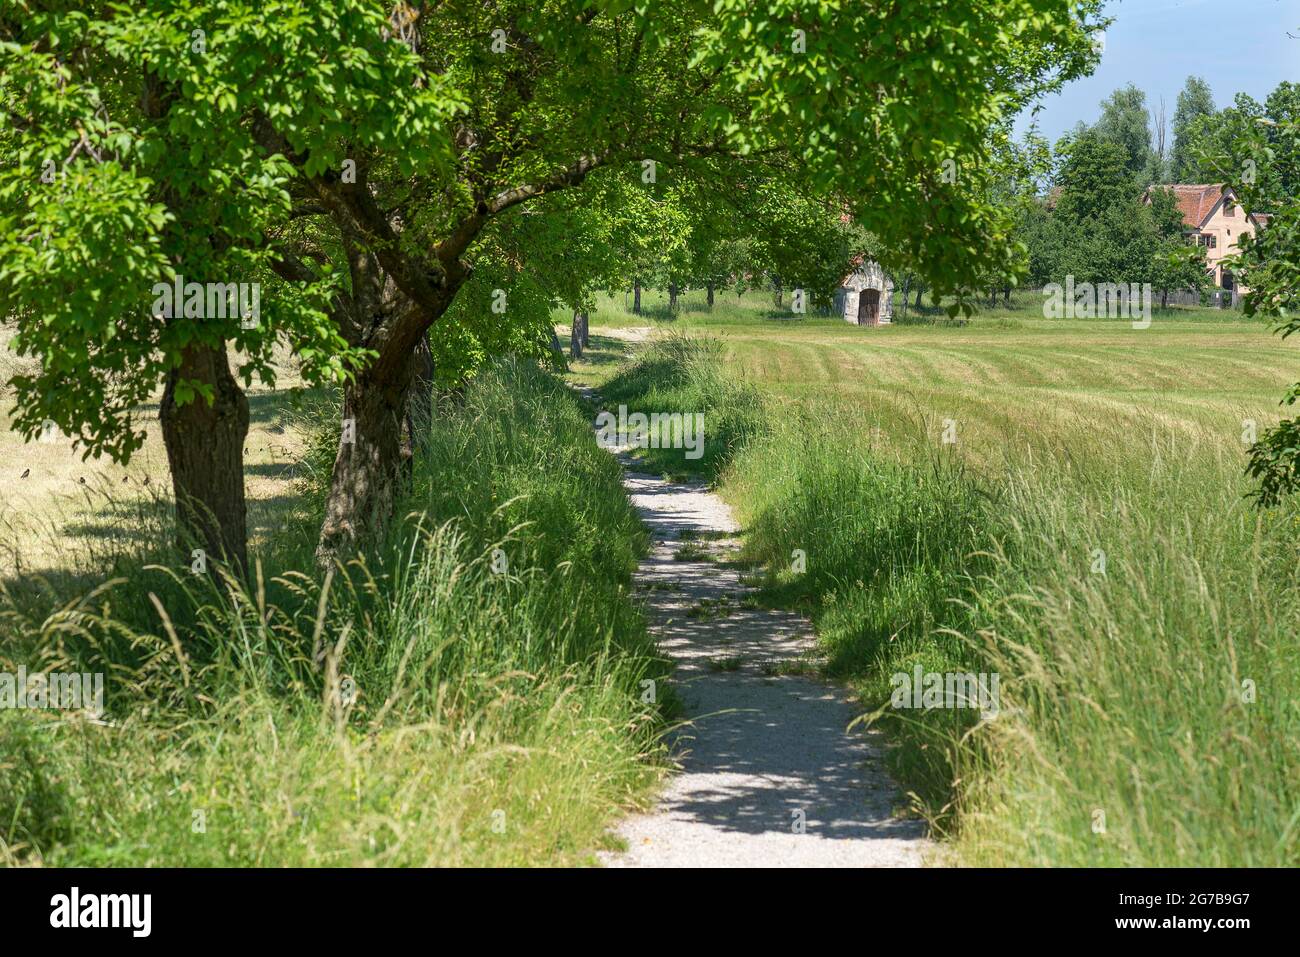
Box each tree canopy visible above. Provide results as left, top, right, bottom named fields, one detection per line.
left=1170, top=75, right=1214, bottom=181
left=1, top=0, right=1104, bottom=567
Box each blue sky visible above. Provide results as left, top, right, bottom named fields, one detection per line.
left=1015, top=0, right=1300, bottom=143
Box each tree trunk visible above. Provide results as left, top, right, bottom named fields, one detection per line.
left=914, top=284, right=923, bottom=309
left=668, top=282, right=678, bottom=314
left=159, top=341, right=250, bottom=575
left=570, top=310, right=583, bottom=359
left=580, top=311, right=589, bottom=347
left=316, top=354, right=415, bottom=564
left=772, top=275, right=783, bottom=308
left=633, top=279, right=642, bottom=314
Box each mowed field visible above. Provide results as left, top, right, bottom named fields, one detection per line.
left=0, top=323, right=320, bottom=579
left=584, top=290, right=1297, bottom=473
left=574, top=290, right=1300, bottom=866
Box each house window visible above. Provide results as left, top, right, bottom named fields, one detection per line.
left=1224, top=200, right=1235, bottom=217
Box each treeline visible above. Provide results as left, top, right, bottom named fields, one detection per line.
left=1010, top=77, right=1298, bottom=302
left=1018, top=133, right=1208, bottom=304
left=584, top=176, right=876, bottom=317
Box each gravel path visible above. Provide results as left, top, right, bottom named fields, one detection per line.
left=590, top=394, right=930, bottom=867
left=598, top=325, right=653, bottom=343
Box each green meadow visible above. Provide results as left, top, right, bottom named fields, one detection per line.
left=5, top=283, right=1297, bottom=867
left=577, top=289, right=1300, bottom=866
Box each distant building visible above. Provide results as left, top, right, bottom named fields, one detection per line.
left=1146, top=184, right=1266, bottom=293
left=834, top=259, right=894, bottom=325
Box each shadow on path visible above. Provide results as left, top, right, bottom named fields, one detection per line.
left=592, top=394, right=931, bottom=868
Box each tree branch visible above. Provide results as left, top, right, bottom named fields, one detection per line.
left=488, top=151, right=613, bottom=215
left=253, top=111, right=449, bottom=318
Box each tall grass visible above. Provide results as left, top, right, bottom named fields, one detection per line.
left=950, top=462, right=1300, bottom=865
left=1, top=359, right=665, bottom=866
left=602, top=335, right=1300, bottom=865
left=727, top=413, right=997, bottom=820
left=597, top=334, right=763, bottom=480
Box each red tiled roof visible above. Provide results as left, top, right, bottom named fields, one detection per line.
left=1158, top=184, right=1224, bottom=229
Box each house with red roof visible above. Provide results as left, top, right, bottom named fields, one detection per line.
left=1145, top=184, right=1266, bottom=294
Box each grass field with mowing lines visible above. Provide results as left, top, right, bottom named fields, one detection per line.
left=573, top=290, right=1296, bottom=472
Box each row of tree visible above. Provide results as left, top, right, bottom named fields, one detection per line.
left=0, top=1, right=1104, bottom=573
left=1066, top=75, right=1298, bottom=189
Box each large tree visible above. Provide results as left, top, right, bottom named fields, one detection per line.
left=1094, top=83, right=1152, bottom=181
left=1170, top=75, right=1215, bottom=181
left=2, top=0, right=1103, bottom=567
left=1054, top=130, right=1132, bottom=222
left=0, top=4, right=367, bottom=571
